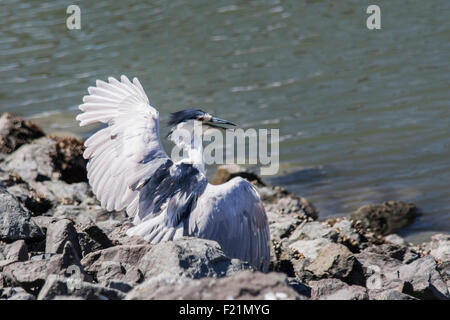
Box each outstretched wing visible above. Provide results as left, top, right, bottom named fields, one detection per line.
left=76, top=75, right=170, bottom=213
left=187, top=177, right=271, bottom=271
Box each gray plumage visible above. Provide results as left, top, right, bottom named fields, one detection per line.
left=76, top=75, right=270, bottom=271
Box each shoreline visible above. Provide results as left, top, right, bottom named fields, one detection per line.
left=0, top=113, right=448, bottom=300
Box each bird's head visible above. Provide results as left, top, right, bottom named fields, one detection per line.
left=168, top=109, right=236, bottom=131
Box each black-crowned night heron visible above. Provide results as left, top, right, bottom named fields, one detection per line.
left=76, top=75, right=270, bottom=271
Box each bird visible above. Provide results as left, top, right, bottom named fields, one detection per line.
left=76, top=75, right=270, bottom=271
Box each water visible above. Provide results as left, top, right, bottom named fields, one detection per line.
left=1, top=0, right=449, bottom=242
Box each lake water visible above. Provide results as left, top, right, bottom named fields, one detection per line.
left=1, top=0, right=449, bottom=242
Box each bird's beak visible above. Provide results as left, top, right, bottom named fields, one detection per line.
left=210, top=116, right=236, bottom=127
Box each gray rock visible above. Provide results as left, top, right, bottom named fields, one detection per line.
left=289, top=221, right=338, bottom=242
left=351, top=201, right=417, bottom=236
left=32, top=181, right=91, bottom=206
left=309, top=278, right=368, bottom=300
left=306, top=243, right=365, bottom=286
left=258, top=186, right=318, bottom=220
left=126, top=270, right=300, bottom=300
left=422, top=234, right=450, bottom=263
left=0, top=113, right=44, bottom=154
left=137, top=237, right=252, bottom=279
left=45, top=219, right=82, bottom=258
left=397, top=256, right=449, bottom=300
left=105, top=280, right=134, bottom=293
left=289, top=238, right=331, bottom=260
left=76, top=223, right=113, bottom=257
left=267, top=211, right=299, bottom=241
left=331, top=218, right=362, bottom=249
left=363, top=243, right=419, bottom=264
left=0, top=286, right=34, bottom=300
left=37, top=274, right=125, bottom=300
left=0, top=187, right=43, bottom=242
left=3, top=242, right=87, bottom=291
left=369, top=289, right=417, bottom=300
left=3, top=240, right=28, bottom=262
left=385, top=234, right=407, bottom=246
left=81, top=244, right=150, bottom=285
left=1, top=137, right=57, bottom=182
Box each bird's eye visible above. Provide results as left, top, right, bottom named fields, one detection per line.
left=197, top=116, right=204, bottom=121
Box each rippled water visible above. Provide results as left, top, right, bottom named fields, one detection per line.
left=1, top=0, right=449, bottom=242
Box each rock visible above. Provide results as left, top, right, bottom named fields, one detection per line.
left=31, top=216, right=57, bottom=234
left=0, top=113, right=44, bottom=154
left=259, top=186, right=318, bottom=220
left=0, top=187, right=43, bottom=242
left=76, top=223, right=113, bottom=257
left=384, top=234, right=407, bottom=246
left=211, top=164, right=265, bottom=186
left=138, top=238, right=252, bottom=279
left=37, top=274, right=125, bottom=300
left=81, top=244, right=151, bottom=285
left=105, top=280, right=133, bottom=293
left=286, top=277, right=311, bottom=298
left=45, top=219, right=82, bottom=258
left=0, top=286, right=35, bottom=300
left=422, top=234, right=450, bottom=263
left=270, top=240, right=296, bottom=277
left=2, top=240, right=28, bottom=262
left=289, top=238, right=331, bottom=260
left=267, top=211, right=299, bottom=242
left=309, top=278, right=368, bottom=300
left=351, top=201, right=417, bottom=236
left=363, top=243, right=419, bottom=264
left=3, top=242, right=87, bottom=292
left=306, top=243, right=365, bottom=286
left=289, top=221, right=338, bottom=242
left=5, top=181, right=52, bottom=216
left=372, top=290, right=417, bottom=300
left=126, top=270, right=301, bottom=300
left=32, top=182, right=91, bottom=206
left=1, top=137, right=58, bottom=183
left=95, top=261, right=143, bottom=286
left=397, top=256, right=449, bottom=300
left=1, top=135, right=86, bottom=184
left=49, top=135, right=87, bottom=183
left=329, top=218, right=363, bottom=251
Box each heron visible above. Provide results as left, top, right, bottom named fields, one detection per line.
left=76, top=75, right=270, bottom=271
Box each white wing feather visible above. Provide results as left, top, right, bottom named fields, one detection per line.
left=76, top=75, right=169, bottom=213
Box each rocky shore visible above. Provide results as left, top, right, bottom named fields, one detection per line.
left=0, top=113, right=448, bottom=300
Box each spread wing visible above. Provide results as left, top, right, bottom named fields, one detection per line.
left=187, top=177, right=271, bottom=271
left=76, top=75, right=170, bottom=213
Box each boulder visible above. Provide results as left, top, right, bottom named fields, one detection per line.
left=306, top=243, right=365, bottom=286
left=126, top=270, right=301, bottom=300
left=397, top=256, right=449, bottom=300
left=76, top=223, right=113, bottom=257
left=0, top=188, right=43, bottom=243
left=37, top=274, right=125, bottom=300
left=351, top=201, right=417, bottom=236
left=45, top=219, right=82, bottom=258
left=137, top=237, right=252, bottom=279
left=81, top=244, right=151, bottom=285
left=422, top=234, right=450, bottom=263
left=2, top=242, right=87, bottom=292
left=0, top=113, right=44, bottom=154
left=309, top=278, right=368, bottom=300
left=289, top=238, right=331, bottom=260
left=1, top=240, right=28, bottom=262
left=0, top=286, right=35, bottom=300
